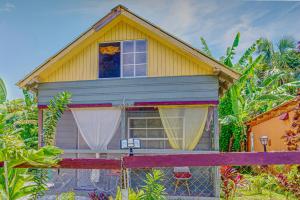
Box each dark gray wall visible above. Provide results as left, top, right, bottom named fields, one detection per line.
left=38, top=75, right=218, bottom=106
left=55, top=111, right=78, bottom=149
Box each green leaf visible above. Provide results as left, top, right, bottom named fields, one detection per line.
left=262, top=71, right=285, bottom=87
left=200, top=37, right=212, bottom=57
left=280, top=80, right=300, bottom=88
left=220, top=115, right=239, bottom=125
left=0, top=78, right=7, bottom=103
left=223, top=33, right=240, bottom=67
left=232, top=32, right=240, bottom=49
left=238, top=41, right=257, bottom=67
left=277, top=37, right=295, bottom=54
left=43, top=91, right=71, bottom=146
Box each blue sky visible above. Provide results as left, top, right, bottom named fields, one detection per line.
left=0, top=0, right=299, bottom=99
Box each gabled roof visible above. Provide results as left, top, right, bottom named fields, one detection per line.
left=246, top=97, right=299, bottom=126
left=17, top=5, right=240, bottom=93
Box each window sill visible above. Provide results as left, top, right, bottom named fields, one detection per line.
left=63, top=149, right=218, bottom=154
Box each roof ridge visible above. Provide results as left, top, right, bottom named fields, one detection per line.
left=111, top=4, right=129, bottom=12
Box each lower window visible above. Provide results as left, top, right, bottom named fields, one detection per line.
left=128, top=115, right=183, bottom=149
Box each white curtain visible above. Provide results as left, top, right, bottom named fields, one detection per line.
left=71, top=108, right=121, bottom=150
left=71, top=108, right=121, bottom=182
left=158, top=106, right=209, bottom=150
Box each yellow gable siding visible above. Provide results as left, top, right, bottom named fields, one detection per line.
left=43, top=20, right=213, bottom=83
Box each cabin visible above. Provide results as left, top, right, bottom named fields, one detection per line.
left=17, top=5, right=239, bottom=199
left=246, top=97, right=299, bottom=152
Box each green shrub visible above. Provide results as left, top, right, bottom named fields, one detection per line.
left=56, top=191, right=75, bottom=200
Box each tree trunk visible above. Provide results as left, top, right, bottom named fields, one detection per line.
left=228, top=136, right=234, bottom=152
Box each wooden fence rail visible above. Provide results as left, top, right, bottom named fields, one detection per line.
left=1, top=152, right=300, bottom=169
left=123, top=152, right=300, bottom=168
left=0, top=158, right=121, bottom=169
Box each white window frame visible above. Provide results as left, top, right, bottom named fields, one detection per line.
left=98, top=40, right=147, bottom=79
left=121, top=40, right=147, bottom=78
left=127, top=116, right=183, bottom=149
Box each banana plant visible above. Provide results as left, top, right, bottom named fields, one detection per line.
left=200, top=34, right=300, bottom=151
left=222, top=32, right=240, bottom=68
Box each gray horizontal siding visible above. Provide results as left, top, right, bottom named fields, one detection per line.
left=56, top=110, right=212, bottom=151
left=55, top=111, right=78, bottom=149
left=38, top=75, right=218, bottom=106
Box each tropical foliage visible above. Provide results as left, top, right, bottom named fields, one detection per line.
left=0, top=78, right=6, bottom=104
left=220, top=166, right=246, bottom=200
left=227, top=167, right=299, bottom=200
left=0, top=120, right=62, bottom=200
left=57, top=191, right=76, bottom=200
left=140, top=169, right=166, bottom=200
left=114, top=170, right=166, bottom=200
left=200, top=34, right=300, bottom=151
left=43, top=91, right=72, bottom=146
left=0, top=86, right=71, bottom=199
left=281, top=91, right=300, bottom=151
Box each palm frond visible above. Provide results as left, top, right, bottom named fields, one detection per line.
left=277, top=37, right=295, bottom=54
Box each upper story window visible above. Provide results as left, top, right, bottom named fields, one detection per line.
left=99, top=40, right=147, bottom=79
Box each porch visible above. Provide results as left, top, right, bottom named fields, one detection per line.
left=40, top=106, right=220, bottom=199
left=37, top=75, right=220, bottom=199
left=42, top=155, right=219, bottom=200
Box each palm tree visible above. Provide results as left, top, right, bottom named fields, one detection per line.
left=256, top=37, right=299, bottom=85
left=257, top=37, right=296, bottom=67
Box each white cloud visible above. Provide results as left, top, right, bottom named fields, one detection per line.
left=159, top=0, right=221, bottom=38
left=49, top=0, right=300, bottom=58
left=171, top=1, right=300, bottom=58
left=0, top=2, right=15, bottom=12
left=222, top=11, right=271, bottom=54
left=160, top=1, right=199, bottom=34
left=223, top=3, right=300, bottom=56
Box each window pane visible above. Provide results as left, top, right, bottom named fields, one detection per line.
left=147, top=129, right=165, bottom=138
left=135, top=64, right=147, bottom=76
left=140, top=140, right=146, bottom=149
left=123, top=65, right=134, bottom=77
left=147, top=140, right=164, bottom=149
left=147, top=118, right=163, bottom=128
left=99, top=42, right=120, bottom=78
left=130, top=119, right=146, bottom=128
left=135, top=40, right=146, bottom=52
left=122, top=53, right=134, bottom=65
left=165, top=140, right=172, bottom=149
left=123, top=41, right=134, bottom=53
left=135, top=53, right=146, bottom=64
left=130, top=129, right=146, bottom=138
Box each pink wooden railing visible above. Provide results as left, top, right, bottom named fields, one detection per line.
left=1, top=152, right=300, bottom=169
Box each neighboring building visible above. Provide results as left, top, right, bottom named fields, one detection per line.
left=246, top=98, right=299, bottom=152
left=17, top=5, right=239, bottom=199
